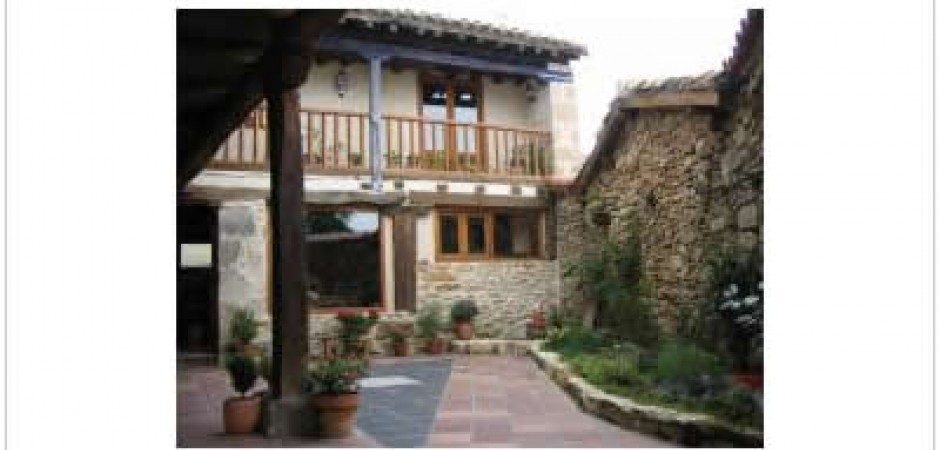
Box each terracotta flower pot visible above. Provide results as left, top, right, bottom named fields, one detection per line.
left=454, top=322, right=474, bottom=340
left=311, top=393, right=360, bottom=438
left=426, top=337, right=446, bottom=355
left=223, top=395, right=261, bottom=434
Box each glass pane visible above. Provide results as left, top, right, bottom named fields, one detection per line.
left=468, top=216, right=486, bottom=254
left=440, top=215, right=459, bottom=254
left=305, top=210, right=380, bottom=308
left=180, top=243, right=212, bottom=268
left=422, top=82, right=448, bottom=153
left=494, top=213, right=536, bottom=257
left=454, top=85, right=478, bottom=154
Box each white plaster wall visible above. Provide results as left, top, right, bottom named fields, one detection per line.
left=481, top=78, right=531, bottom=128
left=548, top=82, right=584, bottom=179
left=298, top=61, right=419, bottom=116
left=217, top=200, right=271, bottom=347
left=416, top=214, right=434, bottom=264
left=188, top=171, right=541, bottom=199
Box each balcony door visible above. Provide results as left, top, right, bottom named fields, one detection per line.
left=420, top=75, right=483, bottom=171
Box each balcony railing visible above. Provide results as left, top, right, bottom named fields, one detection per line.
left=210, top=107, right=554, bottom=179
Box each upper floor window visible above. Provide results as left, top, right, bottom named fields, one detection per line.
left=421, top=75, right=483, bottom=167
left=436, top=208, right=542, bottom=260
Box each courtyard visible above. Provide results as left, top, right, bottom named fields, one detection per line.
left=178, top=355, right=673, bottom=448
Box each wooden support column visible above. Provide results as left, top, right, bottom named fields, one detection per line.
left=266, top=79, right=308, bottom=399
left=368, top=55, right=387, bottom=192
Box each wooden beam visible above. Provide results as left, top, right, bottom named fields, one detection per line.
left=317, top=35, right=574, bottom=82
left=409, top=191, right=548, bottom=209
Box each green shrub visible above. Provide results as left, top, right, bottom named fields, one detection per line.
left=562, top=225, right=660, bottom=347
left=654, top=341, right=723, bottom=382
left=306, top=357, right=368, bottom=394
left=570, top=353, right=650, bottom=389
left=450, top=299, right=479, bottom=323
left=415, top=302, right=444, bottom=338
left=228, top=307, right=259, bottom=345
left=711, top=386, right=763, bottom=428
left=336, top=311, right=379, bottom=342
left=543, top=325, right=609, bottom=357
left=224, top=353, right=258, bottom=396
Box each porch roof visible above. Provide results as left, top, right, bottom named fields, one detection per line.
left=337, top=9, right=588, bottom=62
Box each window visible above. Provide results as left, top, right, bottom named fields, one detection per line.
left=436, top=209, right=541, bottom=259
left=179, top=243, right=213, bottom=268
left=420, top=75, right=483, bottom=169
left=305, top=209, right=382, bottom=309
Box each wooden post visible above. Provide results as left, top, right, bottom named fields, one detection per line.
left=266, top=84, right=308, bottom=399
left=368, top=55, right=385, bottom=191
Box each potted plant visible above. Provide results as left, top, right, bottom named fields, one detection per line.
left=306, top=357, right=368, bottom=438
left=526, top=305, right=547, bottom=339
left=388, top=328, right=410, bottom=357
left=335, top=311, right=379, bottom=358
left=222, top=353, right=261, bottom=434
left=450, top=299, right=479, bottom=340
left=226, top=307, right=261, bottom=357
left=416, top=302, right=446, bottom=354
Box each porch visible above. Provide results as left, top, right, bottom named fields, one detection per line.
left=210, top=107, right=554, bottom=180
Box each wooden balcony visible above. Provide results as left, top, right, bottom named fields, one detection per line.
left=209, top=107, right=554, bottom=181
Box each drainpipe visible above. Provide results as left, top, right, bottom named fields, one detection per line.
left=368, top=55, right=386, bottom=192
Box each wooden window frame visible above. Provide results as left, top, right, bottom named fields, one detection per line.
left=418, top=74, right=486, bottom=169
left=434, top=207, right=543, bottom=261
left=304, top=206, right=386, bottom=314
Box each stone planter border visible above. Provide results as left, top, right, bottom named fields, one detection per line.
left=449, top=339, right=535, bottom=356
left=528, top=343, right=763, bottom=448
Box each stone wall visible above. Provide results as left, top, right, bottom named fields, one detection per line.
left=416, top=260, right=560, bottom=338
left=706, top=31, right=764, bottom=254
left=560, top=110, right=720, bottom=329
left=217, top=200, right=271, bottom=346
left=556, top=32, right=762, bottom=332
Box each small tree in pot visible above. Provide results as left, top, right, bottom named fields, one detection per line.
left=416, top=302, right=446, bottom=354
left=306, top=357, right=368, bottom=438
left=222, top=353, right=261, bottom=434
left=335, top=311, right=379, bottom=358
left=388, top=328, right=410, bottom=357
left=450, top=299, right=479, bottom=340
left=226, top=307, right=261, bottom=357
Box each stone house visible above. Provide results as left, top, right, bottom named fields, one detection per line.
left=177, top=9, right=587, bottom=357
left=555, top=10, right=763, bottom=332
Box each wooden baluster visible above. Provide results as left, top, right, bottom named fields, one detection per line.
left=385, top=117, right=391, bottom=169
left=319, top=112, right=326, bottom=168
left=305, top=112, right=312, bottom=168
left=397, top=119, right=404, bottom=170
left=359, top=115, right=365, bottom=169
left=407, top=120, right=415, bottom=169
left=332, top=113, right=339, bottom=169
left=343, top=114, right=352, bottom=167
left=237, top=118, right=244, bottom=165
left=493, top=129, right=499, bottom=175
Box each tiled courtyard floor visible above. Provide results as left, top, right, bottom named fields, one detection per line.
left=177, top=355, right=675, bottom=448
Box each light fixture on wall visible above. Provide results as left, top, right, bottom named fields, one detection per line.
left=524, top=78, right=541, bottom=103
left=335, top=64, right=350, bottom=98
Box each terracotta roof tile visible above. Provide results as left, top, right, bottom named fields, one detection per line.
left=339, top=9, right=587, bottom=58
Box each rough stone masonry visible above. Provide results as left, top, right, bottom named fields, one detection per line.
left=557, top=19, right=763, bottom=332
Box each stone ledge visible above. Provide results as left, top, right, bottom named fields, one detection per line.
left=530, top=344, right=763, bottom=448
left=449, top=339, right=536, bottom=356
